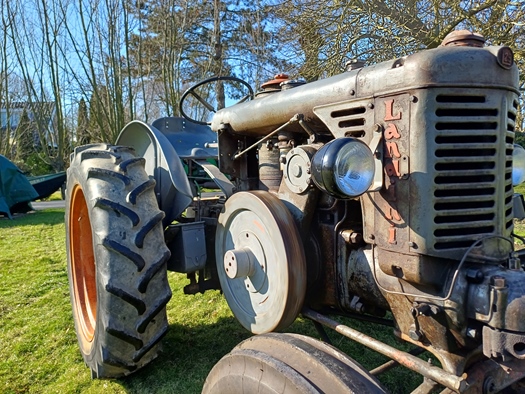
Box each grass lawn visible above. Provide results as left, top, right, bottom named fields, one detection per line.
left=513, top=184, right=525, bottom=241
left=4, top=199, right=525, bottom=393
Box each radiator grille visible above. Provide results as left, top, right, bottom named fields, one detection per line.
left=432, top=94, right=516, bottom=251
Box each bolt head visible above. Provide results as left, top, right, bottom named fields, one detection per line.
left=491, top=275, right=506, bottom=288
left=373, top=123, right=383, bottom=133
left=408, top=323, right=424, bottom=342
left=408, top=328, right=423, bottom=342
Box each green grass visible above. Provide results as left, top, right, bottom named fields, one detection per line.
left=3, top=186, right=525, bottom=392
left=514, top=184, right=525, bottom=241
left=0, top=209, right=451, bottom=393
left=38, top=190, right=63, bottom=202
left=47, top=191, right=63, bottom=201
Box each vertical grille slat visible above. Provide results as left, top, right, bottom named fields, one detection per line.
left=431, top=93, right=515, bottom=252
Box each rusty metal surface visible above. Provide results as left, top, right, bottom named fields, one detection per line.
left=340, top=246, right=390, bottom=313
left=369, top=347, right=426, bottom=376
left=211, top=45, right=518, bottom=137
left=302, top=309, right=467, bottom=392
left=440, top=30, right=485, bottom=47
left=217, top=130, right=259, bottom=191
left=459, top=358, right=525, bottom=393
left=258, top=139, right=281, bottom=191
left=209, top=35, right=525, bottom=393
left=212, top=71, right=359, bottom=136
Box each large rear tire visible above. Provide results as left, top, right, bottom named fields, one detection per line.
left=66, top=144, right=172, bottom=378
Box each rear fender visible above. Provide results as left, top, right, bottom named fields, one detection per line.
left=116, top=120, right=193, bottom=226
left=151, top=117, right=218, bottom=160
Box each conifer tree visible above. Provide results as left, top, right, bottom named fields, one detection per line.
left=15, top=108, right=34, bottom=162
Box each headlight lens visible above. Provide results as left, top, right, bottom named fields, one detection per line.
left=513, top=144, right=525, bottom=186
left=311, top=138, right=375, bottom=198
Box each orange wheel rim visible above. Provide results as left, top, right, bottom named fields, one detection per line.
left=69, top=185, right=97, bottom=352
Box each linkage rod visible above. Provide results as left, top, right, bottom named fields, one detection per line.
left=232, top=114, right=300, bottom=160
left=302, top=309, right=466, bottom=392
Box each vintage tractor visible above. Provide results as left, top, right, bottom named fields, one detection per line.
left=66, top=30, right=525, bottom=392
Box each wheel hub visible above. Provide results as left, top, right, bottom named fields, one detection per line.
left=224, top=248, right=256, bottom=279
left=215, top=191, right=307, bottom=334
left=223, top=230, right=268, bottom=293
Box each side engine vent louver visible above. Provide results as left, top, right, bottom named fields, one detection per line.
left=432, top=94, right=515, bottom=251
left=313, top=98, right=375, bottom=139
left=330, top=106, right=367, bottom=137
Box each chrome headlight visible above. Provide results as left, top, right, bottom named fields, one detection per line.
left=311, top=138, right=375, bottom=198
left=513, top=144, right=525, bottom=186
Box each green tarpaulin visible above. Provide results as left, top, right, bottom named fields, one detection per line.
left=0, top=155, right=38, bottom=218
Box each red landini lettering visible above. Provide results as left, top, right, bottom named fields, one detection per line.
left=388, top=227, right=397, bottom=244
left=385, top=141, right=402, bottom=158
left=384, top=99, right=402, bottom=121
left=384, top=123, right=401, bottom=140
left=386, top=206, right=402, bottom=222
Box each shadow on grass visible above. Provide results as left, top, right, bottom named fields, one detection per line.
left=117, top=313, right=425, bottom=394
left=116, top=316, right=251, bottom=394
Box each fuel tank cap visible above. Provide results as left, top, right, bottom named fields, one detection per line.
left=440, top=30, right=485, bottom=47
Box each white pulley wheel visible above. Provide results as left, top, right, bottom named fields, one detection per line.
left=215, top=191, right=307, bottom=334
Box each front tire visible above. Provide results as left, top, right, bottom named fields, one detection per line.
left=66, top=144, right=172, bottom=378
left=203, top=333, right=388, bottom=393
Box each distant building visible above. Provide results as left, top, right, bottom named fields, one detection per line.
left=0, top=102, right=57, bottom=147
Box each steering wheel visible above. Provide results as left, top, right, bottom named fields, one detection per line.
left=179, top=76, right=254, bottom=125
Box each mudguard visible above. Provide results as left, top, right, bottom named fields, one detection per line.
left=116, top=120, right=193, bottom=226
left=151, top=117, right=235, bottom=198
left=151, top=117, right=218, bottom=159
